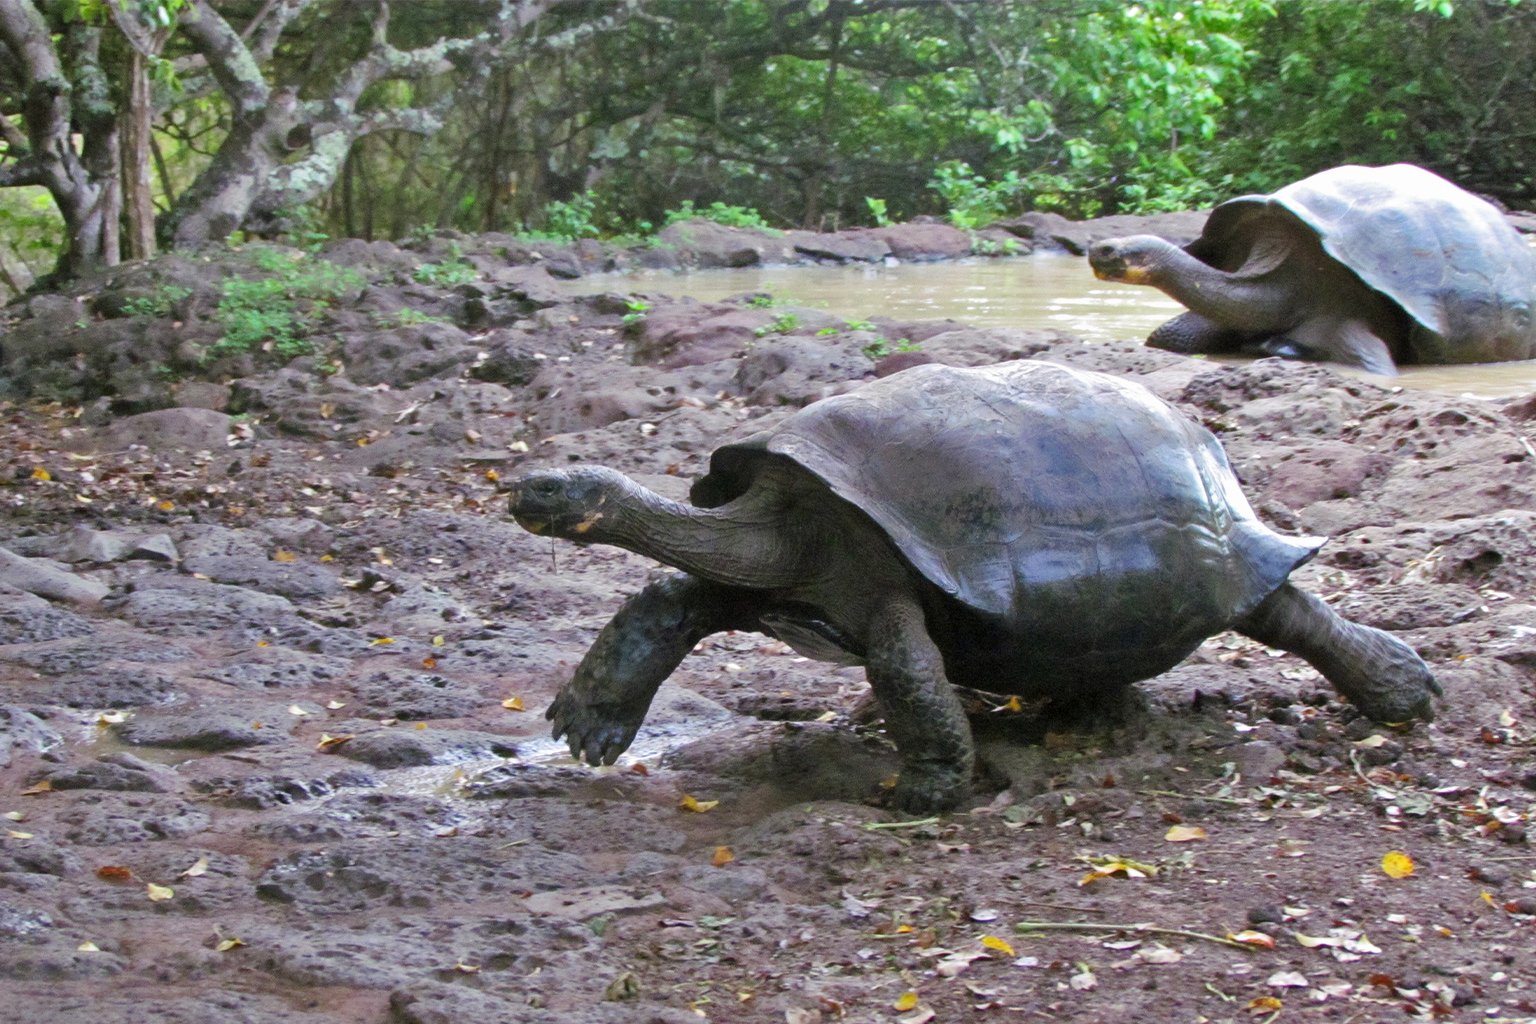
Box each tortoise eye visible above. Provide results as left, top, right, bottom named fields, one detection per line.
left=528, top=478, right=562, bottom=498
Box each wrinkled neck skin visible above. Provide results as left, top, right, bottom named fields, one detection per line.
left=577, top=474, right=807, bottom=590
left=1144, top=241, right=1299, bottom=333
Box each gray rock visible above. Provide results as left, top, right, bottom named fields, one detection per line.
left=0, top=590, right=96, bottom=644
left=35, top=756, right=172, bottom=793
left=0, top=706, right=63, bottom=768
left=114, top=706, right=289, bottom=751
left=0, top=546, right=110, bottom=605
left=330, top=725, right=518, bottom=768
left=109, top=575, right=301, bottom=633
left=89, top=406, right=234, bottom=452
left=868, top=222, right=976, bottom=261
left=57, top=793, right=211, bottom=845
left=179, top=553, right=342, bottom=600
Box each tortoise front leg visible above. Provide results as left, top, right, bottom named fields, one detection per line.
left=1236, top=582, right=1441, bottom=723
left=547, top=573, right=763, bottom=766
left=865, top=593, right=975, bottom=813
left=1147, top=311, right=1244, bottom=355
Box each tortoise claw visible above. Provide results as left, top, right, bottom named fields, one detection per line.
left=546, top=689, right=643, bottom=766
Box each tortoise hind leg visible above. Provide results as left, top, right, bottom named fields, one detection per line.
left=865, top=592, right=975, bottom=812
left=547, top=573, right=765, bottom=766
left=1235, top=583, right=1440, bottom=723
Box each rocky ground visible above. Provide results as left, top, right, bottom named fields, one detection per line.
left=0, top=220, right=1533, bottom=1024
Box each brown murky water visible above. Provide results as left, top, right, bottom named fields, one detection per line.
left=581, top=255, right=1536, bottom=399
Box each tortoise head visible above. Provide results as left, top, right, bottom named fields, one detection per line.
left=506, top=466, right=630, bottom=539
left=1087, top=235, right=1180, bottom=286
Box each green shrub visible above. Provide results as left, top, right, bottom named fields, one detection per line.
left=753, top=312, right=801, bottom=337
left=664, top=200, right=774, bottom=231
left=209, top=248, right=361, bottom=361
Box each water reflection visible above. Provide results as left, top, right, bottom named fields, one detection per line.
left=571, top=254, right=1536, bottom=400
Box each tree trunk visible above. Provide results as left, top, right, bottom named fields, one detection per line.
left=121, top=48, right=157, bottom=261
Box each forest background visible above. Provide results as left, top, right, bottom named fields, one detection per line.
left=1, top=0, right=1531, bottom=299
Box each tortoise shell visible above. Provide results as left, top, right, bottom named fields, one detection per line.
left=691, top=360, right=1321, bottom=686
left=1190, top=163, right=1536, bottom=364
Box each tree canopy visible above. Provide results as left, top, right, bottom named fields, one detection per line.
left=2, top=0, right=1532, bottom=294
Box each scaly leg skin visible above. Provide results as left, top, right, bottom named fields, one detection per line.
left=1237, top=583, right=1441, bottom=723
left=546, top=574, right=763, bottom=766
left=1146, top=311, right=1244, bottom=355
left=865, top=593, right=975, bottom=813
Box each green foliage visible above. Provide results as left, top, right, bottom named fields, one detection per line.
left=413, top=257, right=479, bottom=287
left=209, top=248, right=362, bottom=362
left=621, top=296, right=650, bottom=329
left=122, top=285, right=192, bottom=317
left=864, top=198, right=893, bottom=228
left=664, top=201, right=774, bottom=231
left=753, top=312, right=801, bottom=337
left=744, top=294, right=779, bottom=309
left=928, top=161, right=1021, bottom=229
left=861, top=337, right=921, bottom=361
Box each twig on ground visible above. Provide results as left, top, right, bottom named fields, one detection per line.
left=1012, top=920, right=1258, bottom=951
left=1137, top=788, right=1252, bottom=806
left=862, top=816, right=942, bottom=831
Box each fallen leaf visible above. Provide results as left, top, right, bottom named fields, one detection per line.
left=369, top=636, right=395, bottom=646
left=96, top=865, right=134, bottom=881
left=679, top=794, right=719, bottom=813
left=1381, top=850, right=1415, bottom=879
left=31, top=466, right=51, bottom=481
left=1165, top=825, right=1208, bottom=842
left=215, top=938, right=245, bottom=952
left=898, top=1009, right=936, bottom=1024
left=1247, top=996, right=1283, bottom=1012
left=325, top=700, right=347, bottom=710
left=712, top=846, right=734, bottom=867
left=146, top=882, right=174, bottom=902
left=981, top=935, right=1015, bottom=956
left=1227, top=930, right=1277, bottom=949
left=893, top=991, right=920, bottom=1011
left=502, top=696, right=526, bottom=712
left=2, top=811, right=22, bottom=821
left=19, top=781, right=52, bottom=796
left=1136, top=944, right=1184, bottom=964
left=272, top=549, right=297, bottom=563
left=1266, top=970, right=1309, bottom=988
left=422, top=656, right=438, bottom=670
left=432, top=635, right=445, bottom=647
left=77, top=940, right=100, bottom=952
left=316, top=733, right=354, bottom=751
left=5, top=829, right=33, bottom=839
left=180, top=857, right=209, bottom=878
left=287, top=704, right=310, bottom=717
left=627, top=763, right=650, bottom=776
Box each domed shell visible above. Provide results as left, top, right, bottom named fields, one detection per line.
left=1190, top=163, right=1536, bottom=363
left=692, top=361, right=1320, bottom=661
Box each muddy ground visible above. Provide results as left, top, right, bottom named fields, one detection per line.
left=0, top=229, right=1533, bottom=1024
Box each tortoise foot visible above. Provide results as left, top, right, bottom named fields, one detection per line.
left=546, top=688, right=646, bottom=766
left=879, top=763, right=972, bottom=814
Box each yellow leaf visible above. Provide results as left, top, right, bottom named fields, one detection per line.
left=893, top=992, right=920, bottom=1011
left=77, top=940, right=100, bottom=952
left=180, top=857, right=209, bottom=878
left=157, top=500, right=175, bottom=512
left=287, top=704, right=310, bottom=717
left=679, top=794, right=719, bottom=813
left=369, top=636, right=395, bottom=646
left=1165, top=825, right=1208, bottom=842
left=484, top=468, right=500, bottom=482
left=712, top=845, right=734, bottom=867
left=432, top=635, right=446, bottom=647
left=326, top=700, right=347, bottom=710
left=2, top=811, right=22, bottom=821
left=215, top=938, right=245, bottom=952
left=981, top=935, right=1015, bottom=956
left=272, top=549, right=297, bottom=563
left=1247, top=996, right=1283, bottom=1012
left=5, top=829, right=33, bottom=839
left=320, top=554, right=335, bottom=562
left=317, top=733, right=354, bottom=751
left=422, top=656, right=438, bottom=670
left=20, top=781, right=52, bottom=796
left=256, top=640, right=270, bottom=647
left=1002, top=695, right=1023, bottom=712
left=30, top=466, right=51, bottom=481
left=1381, top=850, right=1415, bottom=879
left=1480, top=890, right=1497, bottom=906
left=146, top=882, right=174, bottom=902
left=502, top=696, right=526, bottom=712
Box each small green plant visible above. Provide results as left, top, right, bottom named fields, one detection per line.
left=413, top=257, right=478, bottom=287
left=664, top=200, right=774, bottom=231
left=121, top=284, right=192, bottom=318
left=541, top=191, right=602, bottom=241
left=745, top=294, right=779, bottom=309
left=864, top=197, right=894, bottom=228
left=861, top=337, right=921, bottom=360
left=816, top=326, right=839, bottom=336
left=621, top=297, right=651, bottom=328
left=374, top=308, right=445, bottom=328
left=208, top=247, right=361, bottom=362
left=844, top=318, right=878, bottom=332
left=754, top=312, right=801, bottom=337
left=970, top=234, right=1024, bottom=257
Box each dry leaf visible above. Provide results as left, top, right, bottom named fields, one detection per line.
left=287, top=704, right=310, bottom=717
left=432, top=635, right=445, bottom=647
left=1381, top=850, right=1415, bottom=879
left=272, top=549, right=297, bottom=563
left=502, top=696, right=526, bottom=712
left=146, top=882, right=174, bottom=902
left=31, top=466, right=51, bottom=481
left=679, top=794, right=719, bottom=813
left=1165, top=825, right=1208, bottom=842
left=893, top=992, right=920, bottom=1011
left=1247, top=996, right=1284, bottom=1012
left=20, top=781, right=52, bottom=796
left=316, top=733, right=354, bottom=751
left=180, top=857, right=209, bottom=878
left=96, top=865, right=134, bottom=881
left=5, top=829, right=33, bottom=839
left=1227, top=930, right=1277, bottom=949
left=369, top=636, right=395, bottom=646
left=712, top=845, right=734, bottom=867
left=1266, top=970, right=1310, bottom=988
left=422, top=656, right=438, bottom=670
left=215, top=938, right=245, bottom=952
left=77, top=940, right=101, bottom=952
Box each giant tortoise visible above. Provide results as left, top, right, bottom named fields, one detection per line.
left=508, top=360, right=1440, bottom=811
left=1087, top=163, right=1536, bottom=375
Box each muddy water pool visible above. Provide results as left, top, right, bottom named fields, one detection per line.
left=573, top=254, right=1536, bottom=400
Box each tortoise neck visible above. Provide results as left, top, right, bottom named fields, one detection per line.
left=1149, top=243, right=1298, bottom=331
left=593, top=477, right=808, bottom=590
